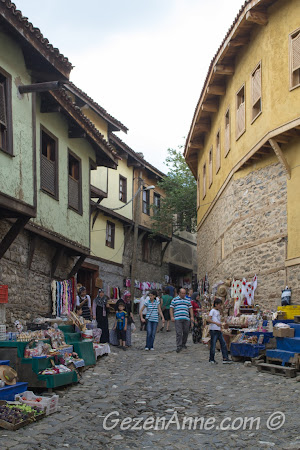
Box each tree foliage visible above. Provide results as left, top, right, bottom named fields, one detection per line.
left=151, top=147, right=197, bottom=236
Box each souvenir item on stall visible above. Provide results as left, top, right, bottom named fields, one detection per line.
left=231, top=279, right=243, bottom=316
left=0, top=366, right=17, bottom=385
left=51, top=278, right=76, bottom=317
left=242, top=275, right=258, bottom=306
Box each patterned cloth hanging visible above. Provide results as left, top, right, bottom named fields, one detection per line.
left=51, top=278, right=76, bottom=317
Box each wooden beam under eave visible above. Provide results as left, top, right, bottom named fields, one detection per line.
left=246, top=10, right=268, bottom=26
left=269, top=139, right=291, bottom=179
left=68, top=255, right=86, bottom=279
left=202, top=102, right=218, bottom=113
left=207, top=85, right=226, bottom=96
left=0, top=217, right=29, bottom=260
left=194, top=122, right=210, bottom=133
left=189, top=142, right=203, bottom=150
left=228, top=36, right=250, bottom=47
left=214, top=64, right=234, bottom=76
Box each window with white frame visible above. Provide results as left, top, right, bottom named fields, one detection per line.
left=106, top=221, right=115, bottom=248
left=251, top=63, right=262, bottom=121
left=290, top=28, right=300, bottom=89
left=236, top=85, right=245, bottom=139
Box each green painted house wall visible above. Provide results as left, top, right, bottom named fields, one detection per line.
left=33, top=95, right=96, bottom=249
left=0, top=32, right=34, bottom=207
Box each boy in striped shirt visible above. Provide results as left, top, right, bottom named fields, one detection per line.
left=170, top=288, right=194, bottom=353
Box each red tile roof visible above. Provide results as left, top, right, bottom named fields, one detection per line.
left=0, top=0, right=72, bottom=75
left=66, top=82, right=128, bottom=134
left=50, top=89, right=118, bottom=165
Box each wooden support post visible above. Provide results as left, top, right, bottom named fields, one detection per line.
left=213, top=64, right=234, bottom=75
left=194, top=122, right=210, bottom=133
left=161, top=240, right=171, bottom=266
left=0, top=217, right=30, bottom=260
left=207, top=85, right=226, bottom=96
left=228, top=36, right=250, bottom=47
left=51, top=247, right=64, bottom=278
left=202, top=102, right=218, bottom=113
left=28, top=234, right=38, bottom=269
left=67, top=255, right=86, bottom=279
left=269, top=139, right=291, bottom=179
left=246, top=10, right=268, bottom=26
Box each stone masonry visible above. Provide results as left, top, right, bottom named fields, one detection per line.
left=197, top=162, right=299, bottom=309
left=123, top=232, right=169, bottom=289
left=0, top=220, right=75, bottom=328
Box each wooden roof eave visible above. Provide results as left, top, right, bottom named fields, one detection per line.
left=184, top=0, right=276, bottom=170
left=49, top=91, right=118, bottom=169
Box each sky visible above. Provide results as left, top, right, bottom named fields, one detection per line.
left=15, top=0, right=245, bottom=173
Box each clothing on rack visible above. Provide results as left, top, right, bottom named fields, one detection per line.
left=51, top=278, right=76, bottom=317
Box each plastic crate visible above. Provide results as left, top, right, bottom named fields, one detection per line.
left=15, top=391, right=59, bottom=415
left=0, top=286, right=8, bottom=304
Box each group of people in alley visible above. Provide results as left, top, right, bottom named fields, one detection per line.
left=75, top=285, right=232, bottom=364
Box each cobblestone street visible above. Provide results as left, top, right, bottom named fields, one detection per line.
left=0, top=322, right=299, bottom=449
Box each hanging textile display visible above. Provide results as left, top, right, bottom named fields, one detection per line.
left=51, top=278, right=76, bottom=317
left=242, top=275, right=258, bottom=306
left=231, top=279, right=243, bottom=316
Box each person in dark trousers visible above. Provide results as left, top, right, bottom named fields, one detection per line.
left=113, top=300, right=127, bottom=350
left=207, top=298, right=232, bottom=364
left=170, top=288, right=194, bottom=353
left=92, top=289, right=109, bottom=343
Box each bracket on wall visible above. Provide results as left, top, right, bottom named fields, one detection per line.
left=160, top=240, right=171, bottom=266
left=51, top=246, right=65, bottom=278
left=269, top=138, right=291, bottom=179
left=28, top=234, right=38, bottom=269
left=67, top=255, right=86, bottom=279
left=0, top=217, right=30, bottom=260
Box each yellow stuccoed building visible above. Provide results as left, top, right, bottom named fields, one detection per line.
left=185, top=0, right=300, bottom=308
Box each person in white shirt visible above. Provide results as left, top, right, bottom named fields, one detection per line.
left=206, top=298, right=232, bottom=364
left=139, top=292, right=149, bottom=331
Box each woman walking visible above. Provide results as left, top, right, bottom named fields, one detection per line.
left=140, top=290, right=164, bottom=351
left=92, top=289, right=109, bottom=343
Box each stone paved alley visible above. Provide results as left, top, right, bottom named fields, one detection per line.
left=0, top=323, right=299, bottom=450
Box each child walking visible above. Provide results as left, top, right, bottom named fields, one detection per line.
left=113, top=300, right=127, bottom=351
left=207, top=298, right=232, bottom=364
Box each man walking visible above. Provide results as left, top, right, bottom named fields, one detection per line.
left=170, top=288, right=194, bottom=353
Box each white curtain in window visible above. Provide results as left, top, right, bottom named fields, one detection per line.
left=252, top=67, right=261, bottom=105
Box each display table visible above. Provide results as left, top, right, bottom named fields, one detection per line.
left=0, top=341, right=78, bottom=389
left=230, top=343, right=265, bottom=358
left=266, top=324, right=300, bottom=367
left=94, top=343, right=110, bottom=358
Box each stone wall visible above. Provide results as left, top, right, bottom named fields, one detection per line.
left=0, top=220, right=75, bottom=328
left=85, top=256, right=124, bottom=296
left=123, top=232, right=169, bottom=292
left=197, top=162, right=296, bottom=309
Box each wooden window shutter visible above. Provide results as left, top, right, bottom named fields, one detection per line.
left=41, top=155, right=56, bottom=195
left=292, top=31, right=300, bottom=72
left=68, top=176, right=79, bottom=210
left=225, top=110, right=230, bottom=156
left=216, top=133, right=221, bottom=173
left=209, top=148, right=213, bottom=187
left=0, top=83, right=7, bottom=127
left=197, top=175, right=200, bottom=209
left=202, top=163, right=206, bottom=199
left=252, top=66, right=261, bottom=106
